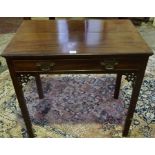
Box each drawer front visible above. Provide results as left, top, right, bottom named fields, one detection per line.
left=13, top=59, right=141, bottom=72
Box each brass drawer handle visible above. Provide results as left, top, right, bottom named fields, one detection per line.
left=100, top=60, right=118, bottom=70
left=36, top=62, right=55, bottom=71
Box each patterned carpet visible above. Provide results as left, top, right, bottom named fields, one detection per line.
left=0, top=23, right=155, bottom=138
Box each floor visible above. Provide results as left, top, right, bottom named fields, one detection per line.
left=0, top=17, right=23, bottom=34
left=0, top=18, right=155, bottom=137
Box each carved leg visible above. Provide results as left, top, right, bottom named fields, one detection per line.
left=123, top=71, right=145, bottom=137
left=114, top=73, right=122, bottom=99
left=35, top=74, right=44, bottom=99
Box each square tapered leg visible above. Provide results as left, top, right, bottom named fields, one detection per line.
left=35, top=74, right=44, bottom=99
left=114, top=73, right=122, bottom=99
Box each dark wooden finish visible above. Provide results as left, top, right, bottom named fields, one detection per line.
left=12, top=58, right=143, bottom=73
left=1, top=20, right=153, bottom=137
left=23, top=17, right=31, bottom=20
left=35, top=74, right=44, bottom=99
left=2, top=20, right=152, bottom=57
left=114, top=73, right=122, bottom=99
left=49, top=17, right=55, bottom=20
left=24, top=17, right=55, bottom=20
left=6, top=59, right=34, bottom=138
left=123, top=60, right=148, bottom=136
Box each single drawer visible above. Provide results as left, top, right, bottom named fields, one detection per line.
left=13, top=58, right=141, bottom=73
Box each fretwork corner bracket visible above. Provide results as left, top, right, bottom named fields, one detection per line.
left=17, top=74, right=33, bottom=87
left=124, top=73, right=137, bottom=87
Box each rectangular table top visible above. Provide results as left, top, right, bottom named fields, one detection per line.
left=2, top=19, right=153, bottom=57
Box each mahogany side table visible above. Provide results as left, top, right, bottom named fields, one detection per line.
left=1, top=19, right=153, bottom=137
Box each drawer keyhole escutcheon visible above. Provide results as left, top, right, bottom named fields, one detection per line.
left=36, top=62, right=55, bottom=71
left=100, top=60, right=118, bottom=70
